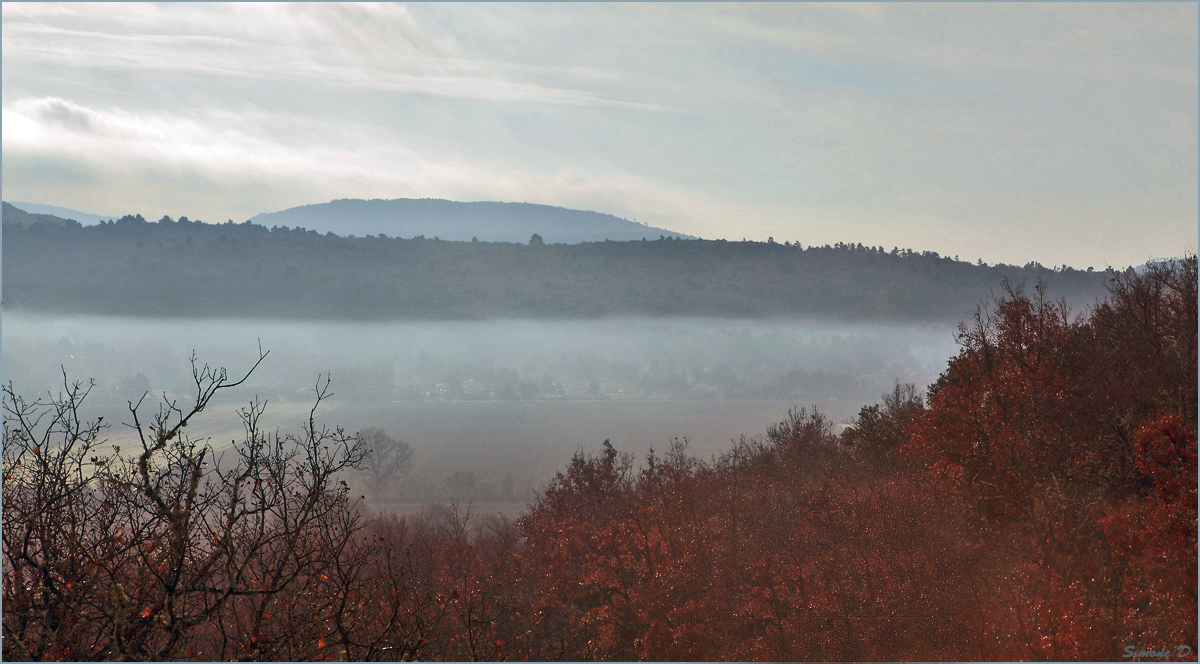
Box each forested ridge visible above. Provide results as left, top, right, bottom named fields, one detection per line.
left=4, top=256, right=1194, bottom=661
left=3, top=214, right=1111, bottom=321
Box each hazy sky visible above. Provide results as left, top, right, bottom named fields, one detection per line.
left=3, top=2, right=1196, bottom=267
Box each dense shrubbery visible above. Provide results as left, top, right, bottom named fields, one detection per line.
left=3, top=257, right=1194, bottom=661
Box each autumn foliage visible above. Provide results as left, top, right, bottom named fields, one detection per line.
left=4, top=257, right=1196, bottom=661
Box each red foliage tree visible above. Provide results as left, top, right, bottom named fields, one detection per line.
left=5, top=256, right=1194, bottom=661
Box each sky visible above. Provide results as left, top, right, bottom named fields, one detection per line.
left=2, top=2, right=1196, bottom=268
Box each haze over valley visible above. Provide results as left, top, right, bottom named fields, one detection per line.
left=4, top=300, right=961, bottom=504
left=0, top=195, right=1155, bottom=505
left=2, top=4, right=1195, bottom=660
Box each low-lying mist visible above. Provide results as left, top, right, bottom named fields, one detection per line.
left=3, top=313, right=960, bottom=511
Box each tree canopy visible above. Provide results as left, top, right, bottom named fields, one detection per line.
left=5, top=256, right=1193, bottom=660
left=3, top=216, right=1111, bottom=321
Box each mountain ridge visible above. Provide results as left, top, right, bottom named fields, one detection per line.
left=3, top=201, right=114, bottom=225
left=2, top=201, right=75, bottom=227
left=249, top=197, right=696, bottom=244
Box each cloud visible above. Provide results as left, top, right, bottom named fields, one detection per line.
left=4, top=92, right=1193, bottom=268
left=2, top=3, right=1195, bottom=269
left=1, top=96, right=704, bottom=227
left=25, top=96, right=101, bottom=132
left=693, top=2, right=1196, bottom=86
left=2, top=6, right=671, bottom=111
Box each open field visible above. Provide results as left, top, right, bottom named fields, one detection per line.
left=7, top=311, right=946, bottom=506
left=91, top=397, right=862, bottom=508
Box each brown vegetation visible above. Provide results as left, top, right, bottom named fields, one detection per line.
left=3, top=257, right=1195, bottom=661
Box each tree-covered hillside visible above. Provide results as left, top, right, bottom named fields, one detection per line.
left=3, top=215, right=1112, bottom=321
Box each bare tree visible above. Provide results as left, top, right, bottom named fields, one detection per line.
left=357, top=427, right=413, bottom=503
left=2, top=350, right=377, bottom=661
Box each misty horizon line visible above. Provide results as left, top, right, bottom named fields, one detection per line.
left=4, top=200, right=1161, bottom=273
left=6, top=196, right=666, bottom=232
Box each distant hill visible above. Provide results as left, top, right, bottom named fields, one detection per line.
left=249, top=198, right=696, bottom=244
left=3, top=201, right=113, bottom=225
left=2, top=202, right=76, bottom=227
left=3, top=215, right=1115, bottom=322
